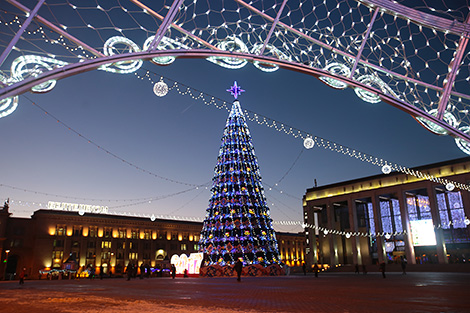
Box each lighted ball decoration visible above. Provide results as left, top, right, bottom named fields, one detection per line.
left=382, top=164, right=392, bottom=174
left=446, top=182, right=455, bottom=191
left=303, top=137, right=315, bottom=149
left=153, top=81, right=168, bottom=97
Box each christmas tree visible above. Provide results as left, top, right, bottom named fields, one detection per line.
left=200, top=82, right=281, bottom=268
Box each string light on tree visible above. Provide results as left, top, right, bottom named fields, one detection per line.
left=199, top=82, right=281, bottom=271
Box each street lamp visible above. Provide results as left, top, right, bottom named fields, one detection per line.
left=4, top=250, right=10, bottom=280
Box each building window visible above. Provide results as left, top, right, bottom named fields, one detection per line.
left=56, top=226, right=66, bottom=236
left=158, top=231, right=165, bottom=240
left=10, top=239, right=22, bottom=247
left=130, top=241, right=138, bottom=250
left=101, top=252, right=111, bottom=260
left=436, top=190, right=470, bottom=243
left=129, top=252, right=138, bottom=260
left=143, top=242, right=150, bottom=250
left=171, top=232, right=177, bottom=240
left=181, top=244, right=187, bottom=250
left=144, top=230, right=151, bottom=240
left=380, top=199, right=403, bottom=234
left=119, top=229, right=126, bottom=238
left=407, top=195, right=432, bottom=221
left=193, top=234, right=200, bottom=242
left=356, top=202, right=375, bottom=234
left=89, top=227, right=98, bottom=238
left=53, top=239, right=63, bottom=247
left=131, top=230, right=138, bottom=239
left=73, top=226, right=82, bottom=236
left=117, top=241, right=125, bottom=250
left=87, top=241, right=95, bottom=249
left=52, top=250, right=63, bottom=260
left=101, top=241, right=112, bottom=249
left=104, top=228, right=112, bottom=238
left=193, top=244, right=199, bottom=250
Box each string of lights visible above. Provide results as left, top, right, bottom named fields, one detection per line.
left=136, top=68, right=470, bottom=192
left=6, top=197, right=468, bottom=237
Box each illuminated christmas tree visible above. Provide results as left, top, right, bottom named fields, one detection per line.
left=200, top=82, right=280, bottom=268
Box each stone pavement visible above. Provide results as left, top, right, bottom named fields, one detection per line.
left=0, top=272, right=469, bottom=312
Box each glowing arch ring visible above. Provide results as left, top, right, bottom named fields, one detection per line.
left=416, top=109, right=459, bottom=135
left=103, top=36, right=143, bottom=71
left=0, top=96, right=19, bottom=118
left=354, top=75, right=389, bottom=103
left=143, top=36, right=176, bottom=65
left=319, top=62, right=351, bottom=89
left=251, top=44, right=289, bottom=73
left=207, top=37, right=248, bottom=69
left=455, top=126, right=470, bottom=155
left=11, top=57, right=58, bottom=93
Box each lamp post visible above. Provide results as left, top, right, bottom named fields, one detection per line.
left=4, top=249, right=10, bottom=280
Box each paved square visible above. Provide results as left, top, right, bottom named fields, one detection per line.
left=0, top=272, right=468, bottom=312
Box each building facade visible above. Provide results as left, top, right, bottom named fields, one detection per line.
left=276, top=232, right=306, bottom=267
left=0, top=206, right=304, bottom=279
left=303, top=158, right=470, bottom=268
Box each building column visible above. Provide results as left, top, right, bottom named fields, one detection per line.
left=349, top=198, right=361, bottom=266
left=326, top=201, right=338, bottom=265
left=426, top=183, right=448, bottom=264
left=397, top=190, right=416, bottom=264
left=303, top=205, right=317, bottom=267
left=371, top=194, right=386, bottom=264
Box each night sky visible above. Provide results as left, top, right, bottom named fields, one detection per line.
left=0, top=0, right=468, bottom=233
left=0, top=57, right=464, bottom=232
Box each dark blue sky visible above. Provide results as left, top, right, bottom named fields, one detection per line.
left=0, top=57, right=464, bottom=232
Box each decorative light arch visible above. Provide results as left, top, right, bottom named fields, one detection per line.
left=1, top=0, right=470, bottom=153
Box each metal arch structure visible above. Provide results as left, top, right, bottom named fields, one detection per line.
left=1, top=0, right=470, bottom=146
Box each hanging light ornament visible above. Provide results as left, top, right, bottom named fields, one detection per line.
left=150, top=214, right=156, bottom=221
left=303, top=137, right=315, bottom=149
left=446, top=182, right=455, bottom=191
left=153, top=80, right=168, bottom=97
left=382, top=164, right=392, bottom=174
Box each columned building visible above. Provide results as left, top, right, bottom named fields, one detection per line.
left=303, top=158, right=470, bottom=268
left=0, top=206, right=302, bottom=279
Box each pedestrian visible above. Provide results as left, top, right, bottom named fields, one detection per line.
left=401, top=257, right=407, bottom=275
left=234, top=258, right=243, bottom=282
left=126, top=263, right=132, bottom=281
left=313, top=263, right=319, bottom=278
left=171, top=264, right=176, bottom=279
left=354, top=264, right=360, bottom=274
left=184, top=269, right=188, bottom=278
left=19, top=268, right=26, bottom=285
left=99, top=265, right=104, bottom=280
left=302, top=262, right=306, bottom=275
left=140, top=263, right=145, bottom=279
left=379, top=261, right=386, bottom=278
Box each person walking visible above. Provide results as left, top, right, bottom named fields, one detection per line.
left=354, top=264, right=360, bottom=274
left=313, top=263, right=319, bottom=278
left=19, top=268, right=26, bottom=285
left=302, top=262, right=307, bottom=275
left=379, top=262, right=386, bottom=278
left=401, top=257, right=407, bottom=275
left=234, top=258, right=243, bottom=282
left=99, top=265, right=104, bottom=280
left=171, top=264, right=176, bottom=279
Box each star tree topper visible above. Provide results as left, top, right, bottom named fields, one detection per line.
left=227, top=81, right=245, bottom=99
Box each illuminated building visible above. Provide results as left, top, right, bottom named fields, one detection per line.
left=276, top=232, right=306, bottom=267
left=0, top=206, right=301, bottom=279
left=303, top=158, right=470, bottom=268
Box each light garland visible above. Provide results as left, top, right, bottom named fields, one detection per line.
left=136, top=69, right=470, bottom=192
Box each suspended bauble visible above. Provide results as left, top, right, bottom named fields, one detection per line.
left=153, top=81, right=168, bottom=97
left=303, top=137, right=315, bottom=149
